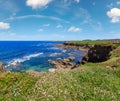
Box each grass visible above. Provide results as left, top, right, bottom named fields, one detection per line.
left=0, top=72, right=38, bottom=100
left=0, top=66, right=120, bottom=100
left=0, top=40, right=120, bottom=100
left=65, top=40, right=120, bottom=48
left=100, top=46, right=120, bottom=69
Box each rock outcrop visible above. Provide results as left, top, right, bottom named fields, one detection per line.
left=88, top=45, right=113, bottom=62
left=56, top=44, right=89, bottom=52
left=49, top=57, right=75, bottom=69
left=0, top=62, right=6, bottom=72
left=72, top=55, right=89, bottom=69
left=51, top=43, right=114, bottom=69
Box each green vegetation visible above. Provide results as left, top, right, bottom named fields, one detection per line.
left=0, top=40, right=120, bottom=101
left=1, top=66, right=120, bottom=101
left=101, top=46, right=120, bottom=69
left=65, top=40, right=120, bottom=48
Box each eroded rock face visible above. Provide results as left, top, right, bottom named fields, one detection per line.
left=0, top=62, right=6, bottom=72
left=88, top=45, right=113, bottom=62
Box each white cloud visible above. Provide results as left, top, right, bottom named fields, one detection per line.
left=4, top=15, right=69, bottom=23
left=107, top=8, right=120, bottom=23
left=43, top=23, right=50, bottom=27
left=56, top=24, right=63, bottom=28
left=68, top=26, right=81, bottom=32
left=117, top=1, right=120, bottom=5
left=37, top=29, right=44, bottom=32
left=0, top=22, right=10, bottom=30
left=74, top=0, right=80, bottom=3
left=26, top=0, right=52, bottom=9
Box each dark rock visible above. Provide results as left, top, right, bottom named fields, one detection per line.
left=88, top=45, right=113, bottom=62
left=72, top=55, right=88, bottom=69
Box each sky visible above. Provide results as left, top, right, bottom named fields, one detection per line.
left=0, top=0, right=120, bottom=41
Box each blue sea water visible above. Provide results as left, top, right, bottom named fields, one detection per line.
left=0, top=41, right=85, bottom=72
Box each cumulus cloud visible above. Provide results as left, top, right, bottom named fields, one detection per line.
left=26, top=0, right=52, bottom=9
left=0, top=22, right=10, bottom=29
left=107, top=8, right=120, bottom=23
left=56, top=24, right=63, bottom=28
left=68, top=26, right=81, bottom=32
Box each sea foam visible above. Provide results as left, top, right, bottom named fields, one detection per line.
left=7, top=53, right=43, bottom=67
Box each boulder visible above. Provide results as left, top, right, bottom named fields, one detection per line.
left=62, top=58, right=70, bottom=62
left=68, top=57, right=75, bottom=61
left=49, top=61, right=58, bottom=65
left=49, top=58, right=74, bottom=69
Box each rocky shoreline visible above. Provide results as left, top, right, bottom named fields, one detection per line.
left=0, top=42, right=114, bottom=73
left=49, top=43, right=114, bottom=70
left=48, top=44, right=89, bottom=70
left=56, top=44, right=89, bottom=52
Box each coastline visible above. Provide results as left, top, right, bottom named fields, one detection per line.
left=0, top=40, right=120, bottom=73
left=1, top=40, right=120, bottom=100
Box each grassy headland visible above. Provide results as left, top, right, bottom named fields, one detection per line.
left=0, top=40, right=120, bottom=101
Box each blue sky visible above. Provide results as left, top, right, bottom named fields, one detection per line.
left=0, top=0, right=120, bottom=40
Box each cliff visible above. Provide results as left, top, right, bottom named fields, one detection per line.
left=88, top=45, right=113, bottom=62
left=63, top=40, right=120, bottom=64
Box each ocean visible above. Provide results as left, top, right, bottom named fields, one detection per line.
left=0, top=41, right=85, bottom=72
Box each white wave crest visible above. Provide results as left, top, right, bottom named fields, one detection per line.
left=7, top=53, right=43, bottom=67
left=49, top=53, right=61, bottom=57
left=47, top=47, right=60, bottom=50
